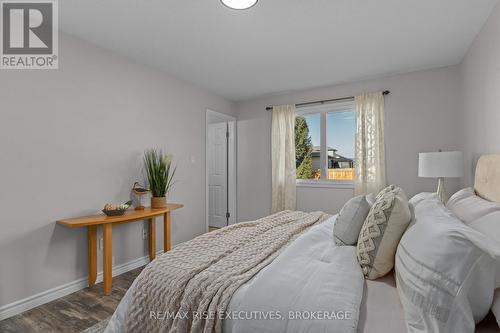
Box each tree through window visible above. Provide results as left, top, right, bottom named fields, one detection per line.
left=295, top=114, right=319, bottom=179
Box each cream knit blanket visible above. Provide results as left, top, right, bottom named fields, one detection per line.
left=124, top=210, right=329, bottom=333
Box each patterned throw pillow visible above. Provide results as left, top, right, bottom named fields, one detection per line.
left=357, top=186, right=411, bottom=280
left=333, top=195, right=372, bottom=246
left=375, top=184, right=396, bottom=201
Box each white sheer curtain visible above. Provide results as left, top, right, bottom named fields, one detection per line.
left=271, top=105, right=297, bottom=213
left=354, top=92, right=386, bottom=196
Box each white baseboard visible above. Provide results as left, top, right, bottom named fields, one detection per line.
left=0, top=250, right=163, bottom=321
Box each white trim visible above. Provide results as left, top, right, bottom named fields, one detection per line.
left=296, top=100, right=355, bottom=116
left=227, top=120, right=237, bottom=225
left=320, top=112, right=327, bottom=180
left=296, top=179, right=354, bottom=189
left=206, top=109, right=236, bottom=123
left=0, top=250, right=162, bottom=321
left=205, top=109, right=238, bottom=231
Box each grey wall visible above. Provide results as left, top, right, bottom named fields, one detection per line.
left=236, top=66, right=463, bottom=221
left=461, top=2, right=500, bottom=186
left=0, top=33, right=234, bottom=307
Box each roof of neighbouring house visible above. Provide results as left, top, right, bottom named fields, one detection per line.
left=311, top=146, right=353, bottom=162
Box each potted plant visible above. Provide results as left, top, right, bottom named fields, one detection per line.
left=144, top=149, right=176, bottom=209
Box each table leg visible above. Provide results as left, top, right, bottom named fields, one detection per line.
left=103, top=223, right=112, bottom=295
left=149, top=218, right=156, bottom=261
left=87, top=225, right=97, bottom=287
left=164, top=212, right=171, bottom=252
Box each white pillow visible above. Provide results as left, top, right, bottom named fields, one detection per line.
left=446, top=188, right=500, bottom=224
left=396, top=196, right=500, bottom=333
left=469, top=211, right=500, bottom=242
left=409, top=192, right=437, bottom=207
left=333, top=195, right=372, bottom=246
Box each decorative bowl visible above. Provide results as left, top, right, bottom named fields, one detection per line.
left=102, top=200, right=133, bottom=216
left=102, top=209, right=127, bottom=216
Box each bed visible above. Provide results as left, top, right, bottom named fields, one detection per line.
left=105, top=154, right=500, bottom=333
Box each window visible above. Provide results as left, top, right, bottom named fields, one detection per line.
left=295, top=101, right=356, bottom=183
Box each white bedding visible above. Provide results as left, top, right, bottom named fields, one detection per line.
left=105, top=216, right=365, bottom=333
left=223, top=216, right=364, bottom=333
left=104, top=209, right=500, bottom=333
left=396, top=194, right=500, bottom=333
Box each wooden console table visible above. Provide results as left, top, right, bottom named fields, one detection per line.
left=57, top=204, right=184, bottom=295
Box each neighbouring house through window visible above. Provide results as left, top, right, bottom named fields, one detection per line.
left=295, top=101, right=355, bottom=182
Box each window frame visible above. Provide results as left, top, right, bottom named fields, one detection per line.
left=295, top=100, right=355, bottom=189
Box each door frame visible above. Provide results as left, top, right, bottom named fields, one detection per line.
left=206, top=109, right=237, bottom=232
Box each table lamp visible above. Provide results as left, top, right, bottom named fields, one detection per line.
left=418, top=150, right=464, bottom=203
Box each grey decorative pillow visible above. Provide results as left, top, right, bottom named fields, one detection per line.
left=357, top=186, right=411, bottom=280
left=334, top=195, right=371, bottom=246
left=365, top=193, right=375, bottom=206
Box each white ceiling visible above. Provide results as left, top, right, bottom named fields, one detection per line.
left=60, top=0, right=498, bottom=101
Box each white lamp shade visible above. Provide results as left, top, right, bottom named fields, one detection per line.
left=418, top=151, right=464, bottom=178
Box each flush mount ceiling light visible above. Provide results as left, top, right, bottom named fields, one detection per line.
left=220, top=0, right=258, bottom=10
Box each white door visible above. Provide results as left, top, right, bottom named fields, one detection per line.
left=208, top=122, right=228, bottom=228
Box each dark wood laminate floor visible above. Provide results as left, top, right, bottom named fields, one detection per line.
left=0, top=266, right=144, bottom=333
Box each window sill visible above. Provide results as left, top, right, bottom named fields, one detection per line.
left=296, top=180, right=354, bottom=189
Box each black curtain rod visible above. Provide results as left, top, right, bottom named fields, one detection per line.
left=265, top=90, right=390, bottom=111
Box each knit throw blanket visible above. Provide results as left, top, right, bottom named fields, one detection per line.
left=125, top=210, right=329, bottom=333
